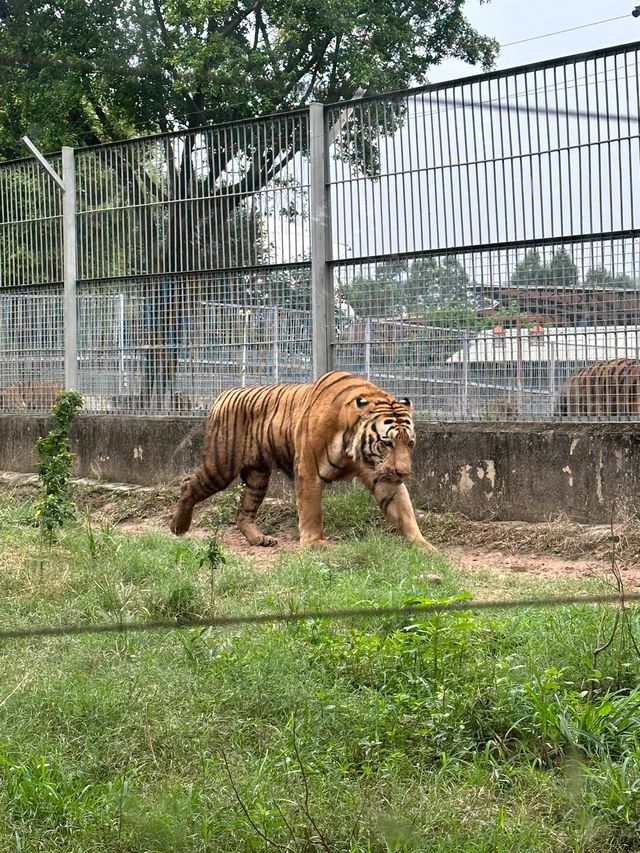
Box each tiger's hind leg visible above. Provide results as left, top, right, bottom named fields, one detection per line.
left=237, top=467, right=277, bottom=546
left=170, top=467, right=231, bottom=535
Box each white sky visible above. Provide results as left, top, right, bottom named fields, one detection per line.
left=267, top=2, right=640, bottom=269
left=429, top=0, right=639, bottom=83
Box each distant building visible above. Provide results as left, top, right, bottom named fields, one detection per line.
left=448, top=324, right=640, bottom=365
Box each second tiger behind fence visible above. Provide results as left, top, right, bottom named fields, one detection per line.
left=555, top=358, right=640, bottom=418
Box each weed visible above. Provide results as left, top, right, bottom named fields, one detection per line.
left=34, top=390, right=83, bottom=546
left=1, top=486, right=640, bottom=850
left=151, top=582, right=206, bottom=622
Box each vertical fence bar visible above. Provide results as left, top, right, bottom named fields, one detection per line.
left=309, top=102, right=333, bottom=379
left=273, top=306, right=279, bottom=383
left=62, top=146, right=78, bottom=390
left=241, top=309, right=250, bottom=387
left=364, top=318, right=371, bottom=380
left=462, top=329, right=470, bottom=418
left=549, top=340, right=556, bottom=415
left=118, top=292, right=125, bottom=396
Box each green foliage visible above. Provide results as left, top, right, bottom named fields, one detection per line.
left=510, top=251, right=637, bottom=291
left=34, top=390, right=83, bottom=544
left=510, top=249, right=579, bottom=289
left=340, top=256, right=472, bottom=319
left=152, top=582, right=206, bottom=622
left=0, top=1, right=498, bottom=156
left=584, top=267, right=635, bottom=289
left=4, top=485, right=640, bottom=849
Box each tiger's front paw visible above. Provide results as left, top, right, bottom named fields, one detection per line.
left=257, top=534, right=278, bottom=547
left=170, top=506, right=193, bottom=535
left=300, top=537, right=330, bottom=549
left=410, top=535, right=439, bottom=555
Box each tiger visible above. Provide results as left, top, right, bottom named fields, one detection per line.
left=555, top=359, right=640, bottom=417
left=170, top=370, right=438, bottom=553
left=0, top=381, right=62, bottom=412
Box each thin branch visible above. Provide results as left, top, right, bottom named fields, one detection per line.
left=283, top=38, right=333, bottom=103
left=328, top=34, right=342, bottom=96
left=291, top=724, right=331, bottom=852
left=221, top=0, right=262, bottom=38
left=252, top=7, right=261, bottom=51
left=274, top=802, right=297, bottom=844
left=221, top=750, right=289, bottom=851
left=592, top=609, right=621, bottom=671
left=257, top=15, right=275, bottom=60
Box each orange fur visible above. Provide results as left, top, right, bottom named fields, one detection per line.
left=0, top=381, right=62, bottom=412
left=170, top=371, right=436, bottom=552
left=556, top=359, right=640, bottom=417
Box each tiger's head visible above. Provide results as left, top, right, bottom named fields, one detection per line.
left=346, top=393, right=416, bottom=482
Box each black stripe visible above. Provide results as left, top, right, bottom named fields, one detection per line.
left=380, top=494, right=395, bottom=513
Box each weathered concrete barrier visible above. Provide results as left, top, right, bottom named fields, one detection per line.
left=409, top=421, right=640, bottom=524
left=1, top=415, right=638, bottom=524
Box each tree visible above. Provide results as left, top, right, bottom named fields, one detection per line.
left=546, top=249, right=578, bottom=289
left=339, top=260, right=409, bottom=319
left=340, top=256, right=471, bottom=319
left=510, top=249, right=578, bottom=289
left=510, top=250, right=544, bottom=289
left=0, top=1, right=497, bottom=404
left=585, top=267, right=634, bottom=289
left=0, top=1, right=498, bottom=156
left=408, top=256, right=470, bottom=310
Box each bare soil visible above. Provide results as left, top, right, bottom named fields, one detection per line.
left=5, top=472, right=640, bottom=584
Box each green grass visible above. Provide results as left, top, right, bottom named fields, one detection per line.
left=1, top=485, right=640, bottom=851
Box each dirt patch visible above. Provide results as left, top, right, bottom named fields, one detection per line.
left=4, top=472, right=638, bottom=582
left=445, top=545, right=640, bottom=587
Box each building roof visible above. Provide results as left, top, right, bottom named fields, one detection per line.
left=447, top=324, right=640, bottom=364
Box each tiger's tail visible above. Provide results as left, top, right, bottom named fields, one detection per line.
left=170, top=465, right=229, bottom=535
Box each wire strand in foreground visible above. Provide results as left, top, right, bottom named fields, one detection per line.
left=0, top=591, right=637, bottom=643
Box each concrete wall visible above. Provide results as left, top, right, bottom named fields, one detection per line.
left=1, top=415, right=638, bottom=524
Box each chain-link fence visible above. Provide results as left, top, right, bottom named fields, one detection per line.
left=0, top=42, right=639, bottom=418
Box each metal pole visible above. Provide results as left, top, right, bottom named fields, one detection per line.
left=62, top=147, right=78, bottom=390
left=118, top=293, right=125, bottom=396
left=309, top=102, right=334, bottom=379
left=273, top=306, right=279, bottom=383
left=364, top=317, right=371, bottom=380
left=22, top=138, right=78, bottom=391
left=549, top=340, right=556, bottom=416
left=516, top=319, right=524, bottom=415
left=462, top=329, right=470, bottom=418
left=241, top=310, right=250, bottom=387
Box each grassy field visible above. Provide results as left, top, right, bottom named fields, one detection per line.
left=1, top=484, right=640, bottom=851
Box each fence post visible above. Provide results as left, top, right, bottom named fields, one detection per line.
left=61, top=147, right=78, bottom=390
left=241, top=310, right=250, bottom=387
left=364, top=318, right=372, bottom=380
left=273, top=306, right=279, bottom=383
left=462, top=329, right=470, bottom=418
left=22, top=138, right=78, bottom=390
left=118, top=293, right=125, bottom=396
left=549, top=340, right=556, bottom=416
left=309, top=102, right=334, bottom=379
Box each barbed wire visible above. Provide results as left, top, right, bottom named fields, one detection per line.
left=0, top=590, right=637, bottom=643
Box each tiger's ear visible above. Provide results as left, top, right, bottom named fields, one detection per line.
left=355, top=396, right=369, bottom=408
left=398, top=397, right=412, bottom=408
